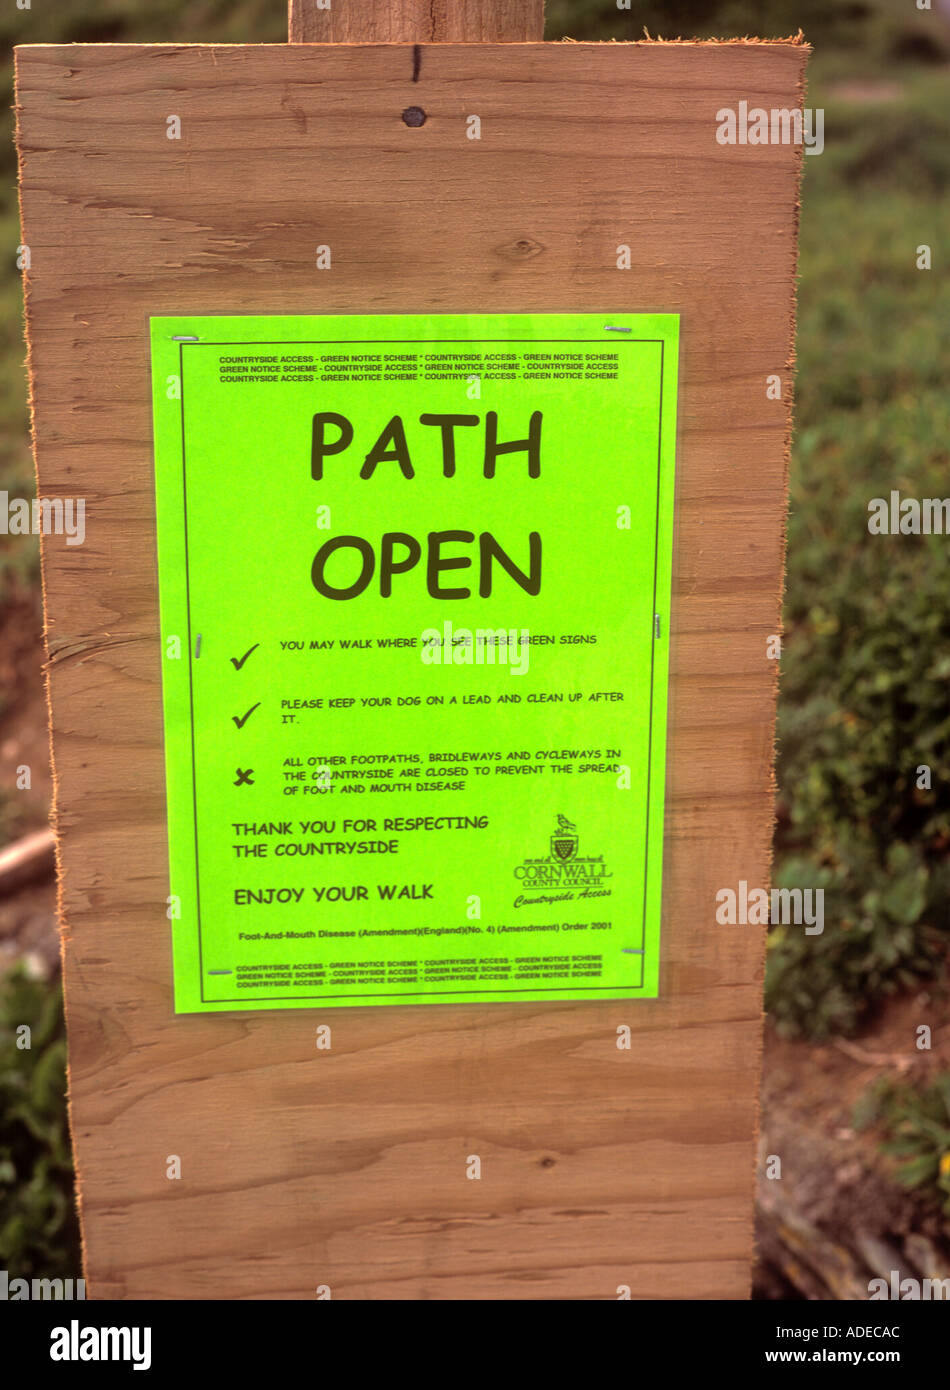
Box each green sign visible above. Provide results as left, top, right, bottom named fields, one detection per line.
left=150, top=313, right=679, bottom=1012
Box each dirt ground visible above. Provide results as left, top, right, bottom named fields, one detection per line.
left=756, top=990, right=950, bottom=1298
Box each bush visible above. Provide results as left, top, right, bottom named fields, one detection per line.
left=0, top=967, right=81, bottom=1280
left=854, top=1074, right=950, bottom=1215
left=765, top=73, right=950, bottom=1038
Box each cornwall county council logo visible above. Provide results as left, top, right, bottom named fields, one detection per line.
left=513, top=814, right=613, bottom=905
left=551, top=814, right=578, bottom=861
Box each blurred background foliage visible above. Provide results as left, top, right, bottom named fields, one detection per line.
left=0, top=0, right=948, bottom=1267
left=765, top=32, right=950, bottom=1041
left=0, top=966, right=81, bottom=1279
left=855, top=1073, right=950, bottom=1215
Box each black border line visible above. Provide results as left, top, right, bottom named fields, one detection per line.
left=641, top=341, right=664, bottom=957
left=178, top=343, right=205, bottom=989
left=176, top=331, right=669, bottom=1007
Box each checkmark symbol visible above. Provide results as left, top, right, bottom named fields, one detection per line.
left=230, top=644, right=259, bottom=670
left=232, top=703, right=260, bottom=729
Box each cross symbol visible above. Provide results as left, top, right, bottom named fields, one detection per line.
left=234, top=768, right=254, bottom=786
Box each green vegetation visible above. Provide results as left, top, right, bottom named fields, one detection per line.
left=0, top=965, right=81, bottom=1279
left=546, top=0, right=950, bottom=63
left=855, top=1074, right=950, bottom=1214
left=766, top=61, right=950, bottom=1038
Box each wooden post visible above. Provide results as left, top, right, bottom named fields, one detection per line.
left=289, top=0, right=545, bottom=44
left=15, top=5, right=806, bottom=1297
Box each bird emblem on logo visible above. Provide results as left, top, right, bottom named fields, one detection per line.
left=551, top=814, right=578, bottom=861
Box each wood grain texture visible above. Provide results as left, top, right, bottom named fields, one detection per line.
left=289, top=0, right=545, bottom=44
left=14, top=40, right=806, bottom=1299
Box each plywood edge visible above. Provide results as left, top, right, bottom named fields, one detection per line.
left=746, top=28, right=810, bottom=1299
left=11, top=60, right=92, bottom=1285
left=12, top=36, right=812, bottom=53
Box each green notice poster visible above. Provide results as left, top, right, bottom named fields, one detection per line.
left=149, top=313, right=679, bottom=1012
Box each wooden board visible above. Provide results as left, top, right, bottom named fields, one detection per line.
left=289, top=0, right=545, bottom=42
left=14, top=39, right=806, bottom=1299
